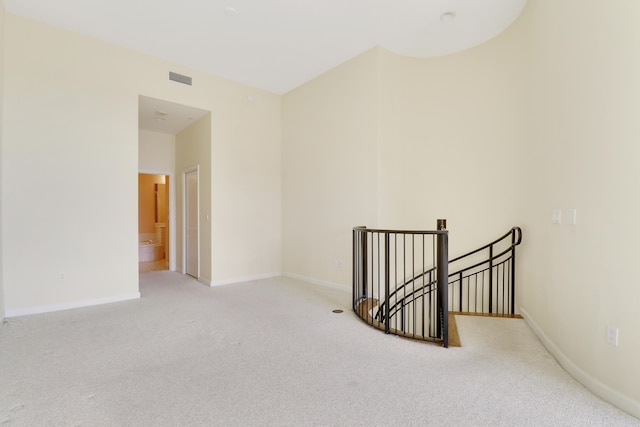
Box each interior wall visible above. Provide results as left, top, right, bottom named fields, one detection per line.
left=282, top=48, right=380, bottom=288
left=1, top=12, right=282, bottom=313
left=210, top=83, right=282, bottom=286
left=175, top=114, right=212, bottom=283
left=0, top=0, right=6, bottom=321
left=139, top=129, right=175, bottom=173
left=281, top=34, right=530, bottom=288
left=2, top=13, right=140, bottom=313
left=377, top=31, right=529, bottom=256
left=517, top=0, right=640, bottom=413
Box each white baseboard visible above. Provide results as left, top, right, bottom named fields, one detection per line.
left=6, top=292, right=141, bottom=318
left=210, top=272, right=281, bottom=287
left=520, top=308, right=640, bottom=419
left=198, top=277, right=212, bottom=286
left=283, top=272, right=350, bottom=292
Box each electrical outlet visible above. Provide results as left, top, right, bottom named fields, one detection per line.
left=59, top=272, right=65, bottom=280
left=606, top=325, right=619, bottom=346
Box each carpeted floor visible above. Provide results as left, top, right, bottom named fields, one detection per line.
left=1, top=271, right=638, bottom=426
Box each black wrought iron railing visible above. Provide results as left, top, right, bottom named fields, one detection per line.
left=352, top=220, right=449, bottom=346
left=353, top=222, right=522, bottom=348
left=447, top=227, right=522, bottom=315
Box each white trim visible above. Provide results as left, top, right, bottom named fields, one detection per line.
left=520, top=308, right=640, bottom=419
left=6, top=293, right=141, bottom=318
left=283, top=272, right=350, bottom=292
left=210, top=273, right=281, bottom=287
left=198, top=277, right=212, bottom=286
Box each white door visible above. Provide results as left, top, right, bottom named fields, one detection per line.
left=185, top=168, right=199, bottom=278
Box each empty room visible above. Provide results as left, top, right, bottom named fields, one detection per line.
left=1, top=0, right=639, bottom=425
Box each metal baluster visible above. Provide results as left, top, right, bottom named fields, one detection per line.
left=384, top=232, right=390, bottom=334
left=488, top=243, right=494, bottom=313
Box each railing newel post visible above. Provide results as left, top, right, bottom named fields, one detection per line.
left=362, top=228, right=367, bottom=300
left=436, top=219, right=449, bottom=347
left=352, top=228, right=356, bottom=312
left=510, top=227, right=517, bottom=315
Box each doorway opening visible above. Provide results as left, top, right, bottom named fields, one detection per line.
left=138, top=173, right=170, bottom=273
left=138, top=94, right=211, bottom=285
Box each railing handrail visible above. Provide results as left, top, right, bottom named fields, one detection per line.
left=449, top=226, right=522, bottom=264
left=353, top=226, right=448, bottom=236
left=449, top=230, right=521, bottom=277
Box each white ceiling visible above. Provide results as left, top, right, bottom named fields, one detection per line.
left=4, top=0, right=528, bottom=95
left=138, top=96, right=209, bottom=135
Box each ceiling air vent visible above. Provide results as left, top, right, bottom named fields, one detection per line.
left=169, top=72, right=192, bottom=86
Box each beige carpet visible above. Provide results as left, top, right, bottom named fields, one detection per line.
left=1, top=271, right=638, bottom=426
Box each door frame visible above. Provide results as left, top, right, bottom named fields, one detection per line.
left=182, top=165, right=200, bottom=279
left=138, top=169, right=176, bottom=271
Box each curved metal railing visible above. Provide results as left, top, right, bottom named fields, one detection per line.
left=352, top=220, right=449, bottom=346
left=353, top=222, right=522, bottom=347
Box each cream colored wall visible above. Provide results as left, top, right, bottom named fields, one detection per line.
left=517, top=0, right=640, bottom=414
left=175, top=115, right=212, bottom=283
left=282, top=48, right=380, bottom=288
left=139, top=129, right=175, bottom=173
left=3, top=14, right=139, bottom=312
left=282, top=37, right=529, bottom=281
left=378, top=36, right=529, bottom=255
left=0, top=0, right=6, bottom=321
left=210, top=85, right=282, bottom=285
left=2, top=13, right=282, bottom=313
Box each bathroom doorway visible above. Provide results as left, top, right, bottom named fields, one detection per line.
left=138, top=173, right=170, bottom=273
